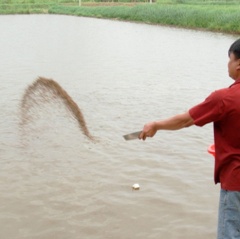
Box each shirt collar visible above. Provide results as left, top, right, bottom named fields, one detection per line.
left=229, top=78, right=240, bottom=88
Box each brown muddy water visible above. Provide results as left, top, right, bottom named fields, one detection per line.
left=0, top=14, right=238, bottom=239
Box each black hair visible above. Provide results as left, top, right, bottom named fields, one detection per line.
left=228, top=38, right=240, bottom=59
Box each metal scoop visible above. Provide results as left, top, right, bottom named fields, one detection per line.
left=123, top=131, right=142, bottom=140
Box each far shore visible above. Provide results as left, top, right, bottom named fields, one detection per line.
left=1, top=2, right=240, bottom=35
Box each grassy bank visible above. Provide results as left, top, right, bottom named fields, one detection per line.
left=49, top=4, right=240, bottom=34
left=1, top=0, right=240, bottom=34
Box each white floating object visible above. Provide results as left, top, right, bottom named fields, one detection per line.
left=132, top=183, right=140, bottom=190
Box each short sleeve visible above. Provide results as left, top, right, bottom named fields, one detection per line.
left=189, top=91, right=225, bottom=127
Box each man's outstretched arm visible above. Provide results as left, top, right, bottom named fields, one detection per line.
left=139, top=111, right=194, bottom=141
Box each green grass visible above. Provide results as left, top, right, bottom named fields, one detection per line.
left=1, top=0, right=240, bottom=34
left=48, top=4, right=240, bottom=34
left=0, top=0, right=74, bottom=3
left=158, top=0, right=240, bottom=4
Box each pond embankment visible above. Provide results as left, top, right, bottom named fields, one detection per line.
left=1, top=2, right=240, bottom=34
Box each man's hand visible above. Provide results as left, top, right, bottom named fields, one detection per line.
left=139, top=121, right=157, bottom=140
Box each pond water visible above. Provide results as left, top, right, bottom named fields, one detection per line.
left=0, top=14, right=238, bottom=239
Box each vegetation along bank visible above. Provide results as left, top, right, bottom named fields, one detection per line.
left=0, top=0, right=240, bottom=34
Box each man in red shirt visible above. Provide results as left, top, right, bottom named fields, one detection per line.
left=139, top=38, right=240, bottom=239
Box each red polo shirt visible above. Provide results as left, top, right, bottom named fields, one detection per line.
left=189, top=79, right=240, bottom=191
